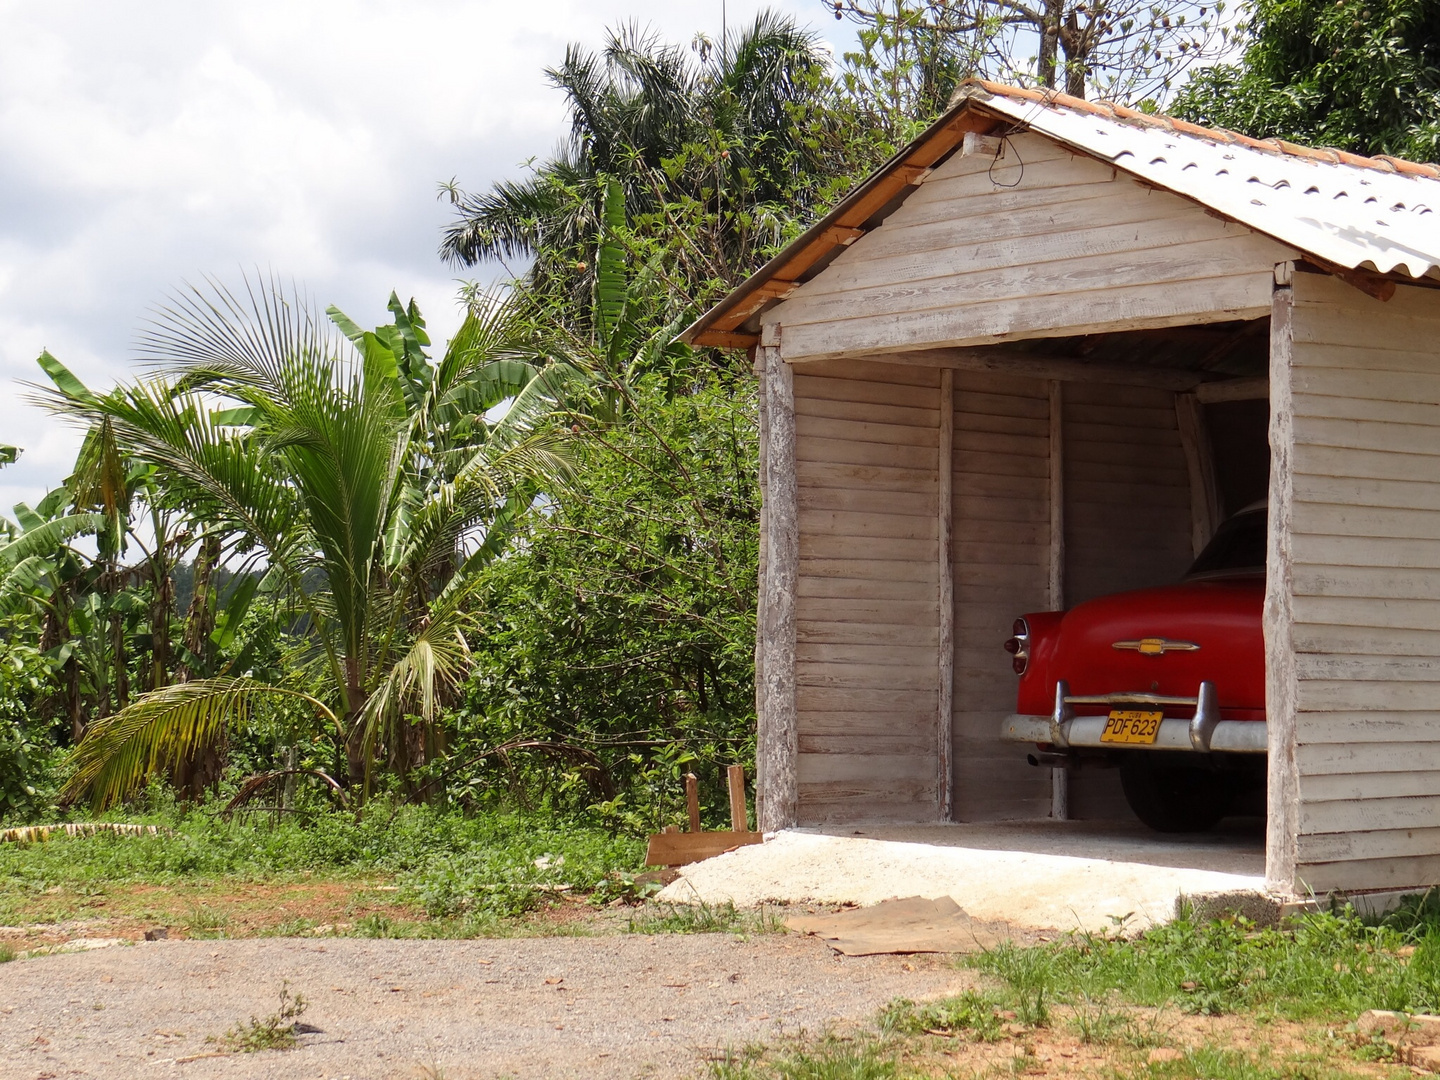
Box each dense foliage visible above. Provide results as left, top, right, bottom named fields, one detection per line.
left=1173, top=0, right=1440, bottom=160
left=458, top=369, right=759, bottom=832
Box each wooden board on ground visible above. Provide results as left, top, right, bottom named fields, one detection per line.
left=645, top=830, right=764, bottom=868
left=784, top=895, right=1010, bottom=956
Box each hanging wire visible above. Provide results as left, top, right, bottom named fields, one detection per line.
left=988, top=126, right=1027, bottom=189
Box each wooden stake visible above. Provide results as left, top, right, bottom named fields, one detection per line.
left=727, top=765, right=748, bottom=833
left=684, top=773, right=700, bottom=833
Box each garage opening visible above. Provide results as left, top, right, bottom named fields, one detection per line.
left=956, top=319, right=1274, bottom=842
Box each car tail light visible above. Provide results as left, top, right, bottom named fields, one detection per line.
left=1004, top=617, right=1030, bottom=675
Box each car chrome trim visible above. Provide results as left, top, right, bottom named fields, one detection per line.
left=1000, top=679, right=1265, bottom=753
left=1111, top=637, right=1201, bottom=655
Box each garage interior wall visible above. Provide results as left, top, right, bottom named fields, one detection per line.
left=950, top=373, right=1197, bottom=823
left=788, top=352, right=1240, bottom=826
left=792, top=357, right=942, bottom=825
left=1273, top=273, right=1440, bottom=894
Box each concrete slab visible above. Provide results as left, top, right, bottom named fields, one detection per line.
left=657, top=819, right=1270, bottom=933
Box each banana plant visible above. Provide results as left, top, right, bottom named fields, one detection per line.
left=572, top=178, right=697, bottom=424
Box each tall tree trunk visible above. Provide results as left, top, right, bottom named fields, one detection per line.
left=1038, top=0, right=1064, bottom=88
left=65, top=656, right=82, bottom=744
left=110, top=607, right=129, bottom=712
left=171, top=533, right=224, bottom=800
left=180, top=534, right=218, bottom=682
left=150, top=557, right=172, bottom=691
left=1062, top=11, right=1087, bottom=98
left=344, top=658, right=369, bottom=789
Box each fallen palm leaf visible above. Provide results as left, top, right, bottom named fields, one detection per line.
left=0, top=822, right=170, bottom=845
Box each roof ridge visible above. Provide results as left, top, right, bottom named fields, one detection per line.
left=960, top=78, right=1440, bottom=179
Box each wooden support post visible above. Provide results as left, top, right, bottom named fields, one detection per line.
left=685, top=773, right=700, bottom=833
left=753, top=346, right=768, bottom=828
left=727, top=765, right=748, bottom=833
left=937, top=368, right=955, bottom=821
left=1264, top=269, right=1299, bottom=896
left=758, top=326, right=799, bottom=832
left=1048, top=380, right=1068, bottom=822
left=1176, top=391, right=1223, bottom=557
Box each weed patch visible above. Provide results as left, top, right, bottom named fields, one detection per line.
left=0, top=942, right=13, bottom=963
left=709, top=1038, right=898, bottom=1079
left=879, top=990, right=1006, bottom=1040
left=1127, top=1043, right=1373, bottom=1080
left=626, top=900, right=782, bottom=936
left=1066, top=999, right=1169, bottom=1048
left=216, top=981, right=309, bottom=1053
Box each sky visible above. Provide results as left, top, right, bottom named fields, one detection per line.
left=0, top=0, right=839, bottom=514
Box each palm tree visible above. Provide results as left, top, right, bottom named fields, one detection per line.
left=439, top=12, right=840, bottom=310
left=45, top=278, right=581, bottom=809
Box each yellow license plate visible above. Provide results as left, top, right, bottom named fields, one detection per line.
left=1100, top=709, right=1163, bottom=745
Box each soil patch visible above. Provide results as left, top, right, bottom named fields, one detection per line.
left=0, top=933, right=968, bottom=1079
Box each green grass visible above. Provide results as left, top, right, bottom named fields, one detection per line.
left=0, top=942, right=13, bottom=963
left=626, top=900, right=784, bottom=936
left=971, top=902, right=1440, bottom=1021
left=1126, top=1044, right=1377, bottom=1080
left=878, top=990, right=1006, bottom=1041
left=0, top=804, right=645, bottom=922
left=709, top=1038, right=901, bottom=1080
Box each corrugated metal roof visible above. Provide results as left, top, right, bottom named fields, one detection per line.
left=965, top=83, right=1440, bottom=280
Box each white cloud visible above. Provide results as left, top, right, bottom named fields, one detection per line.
left=0, top=0, right=834, bottom=512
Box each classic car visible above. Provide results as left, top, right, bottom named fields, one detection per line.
left=1000, top=503, right=1269, bottom=832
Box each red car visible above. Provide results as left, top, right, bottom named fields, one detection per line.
left=1002, top=504, right=1268, bottom=832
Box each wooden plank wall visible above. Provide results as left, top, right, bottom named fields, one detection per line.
left=950, top=370, right=1054, bottom=820
left=773, top=133, right=1289, bottom=362
left=1280, top=273, right=1440, bottom=893
left=1061, top=381, right=1197, bottom=819
left=792, top=357, right=942, bottom=824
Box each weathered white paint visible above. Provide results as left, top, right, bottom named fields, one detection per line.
left=1279, top=271, right=1440, bottom=895
left=770, top=133, right=1293, bottom=363
left=790, top=356, right=942, bottom=824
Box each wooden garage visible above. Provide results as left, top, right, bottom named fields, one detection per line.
left=681, top=80, right=1440, bottom=901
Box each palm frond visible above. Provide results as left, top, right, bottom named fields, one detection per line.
left=64, top=677, right=340, bottom=811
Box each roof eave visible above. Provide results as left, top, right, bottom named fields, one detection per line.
left=681, top=85, right=1006, bottom=348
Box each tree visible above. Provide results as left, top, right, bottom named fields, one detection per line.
left=1172, top=0, right=1440, bottom=161
left=832, top=0, right=1234, bottom=109
left=439, top=13, right=847, bottom=315
left=44, top=279, right=581, bottom=809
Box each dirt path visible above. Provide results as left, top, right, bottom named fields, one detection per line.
left=0, top=934, right=970, bottom=1080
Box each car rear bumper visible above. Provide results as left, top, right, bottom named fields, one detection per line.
left=999, top=679, right=1267, bottom=754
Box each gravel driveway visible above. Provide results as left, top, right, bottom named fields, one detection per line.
left=0, top=934, right=970, bottom=1079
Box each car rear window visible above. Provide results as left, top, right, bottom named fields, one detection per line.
left=1186, top=509, right=1267, bottom=577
